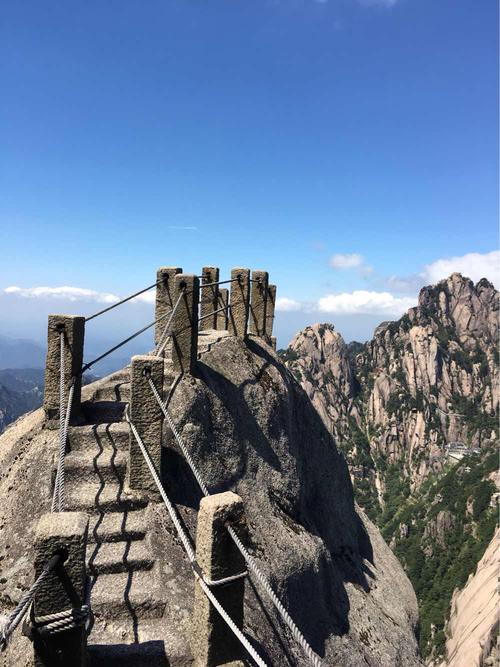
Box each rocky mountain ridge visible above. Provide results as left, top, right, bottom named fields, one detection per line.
left=0, top=334, right=422, bottom=666
left=280, top=273, right=499, bottom=662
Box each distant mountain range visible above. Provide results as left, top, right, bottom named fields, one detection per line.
left=0, top=367, right=99, bottom=433
left=0, top=369, right=45, bottom=432
left=0, top=335, right=45, bottom=369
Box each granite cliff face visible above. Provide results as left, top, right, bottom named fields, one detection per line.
left=281, top=273, right=499, bottom=663
left=0, top=335, right=422, bottom=666
left=284, top=274, right=499, bottom=495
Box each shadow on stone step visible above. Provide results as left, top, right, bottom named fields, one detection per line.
left=82, top=401, right=127, bottom=424
left=87, top=641, right=170, bottom=666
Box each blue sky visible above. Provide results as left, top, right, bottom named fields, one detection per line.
left=0, top=0, right=498, bottom=357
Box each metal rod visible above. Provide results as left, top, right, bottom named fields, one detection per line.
left=85, top=281, right=160, bottom=322
left=81, top=309, right=172, bottom=373
left=198, top=306, right=227, bottom=322
left=199, top=278, right=238, bottom=289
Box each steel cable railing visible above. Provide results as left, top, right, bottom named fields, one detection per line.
left=0, top=554, right=62, bottom=652
left=124, top=408, right=267, bottom=667
left=85, top=281, right=160, bottom=322
left=146, top=376, right=323, bottom=667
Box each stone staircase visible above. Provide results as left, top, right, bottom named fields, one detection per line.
left=56, top=368, right=167, bottom=665
left=52, top=330, right=229, bottom=664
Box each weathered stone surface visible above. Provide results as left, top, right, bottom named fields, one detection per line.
left=43, top=314, right=85, bottom=424
left=0, top=335, right=422, bottom=666
left=128, top=355, right=164, bottom=492
left=439, top=528, right=499, bottom=667
left=200, top=267, right=220, bottom=332
left=216, top=288, right=229, bottom=331
left=249, top=270, right=268, bottom=338
left=171, top=274, right=200, bottom=375
left=154, top=267, right=182, bottom=345
left=191, top=492, right=245, bottom=666
left=34, top=512, right=89, bottom=666
left=266, top=284, right=276, bottom=340
left=228, top=269, right=250, bottom=339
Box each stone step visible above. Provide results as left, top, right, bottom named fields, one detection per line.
left=94, top=382, right=131, bottom=403
left=88, top=509, right=148, bottom=544
left=82, top=400, right=127, bottom=424
left=89, top=570, right=166, bottom=619
left=87, top=540, right=155, bottom=575
left=87, top=641, right=191, bottom=667
left=64, top=450, right=127, bottom=483
left=68, top=422, right=129, bottom=452
left=65, top=482, right=148, bottom=513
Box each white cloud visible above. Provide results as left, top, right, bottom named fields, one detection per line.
left=329, top=253, right=365, bottom=270
left=421, top=251, right=499, bottom=288
left=357, top=0, right=399, bottom=7
left=275, top=297, right=302, bottom=312
left=4, top=286, right=120, bottom=303
left=318, top=290, right=415, bottom=316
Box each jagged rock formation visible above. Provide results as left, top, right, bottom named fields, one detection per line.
left=0, top=333, right=422, bottom=666
left=284, top=273, right=499, bottom=499
left=280, top=273, right=499, bottom=664
left=439, top=528, right=499, bottom=667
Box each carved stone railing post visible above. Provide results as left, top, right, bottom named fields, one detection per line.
left=200, top=267, right=219, bottom=331
left=216, top=288, right=229, bottom=331
left=191, top=492, right=246, bottom=667
left=266, top=284, right=277, bottom=341
left=249, top=270, right=269, bottom=338
left=155, top=266, right=182, bottom=345
left=33, top=512, right=89, bottom=667
left=43, top=315, right=85, bottom=426
left=128, top=355, right=164, bottom=492
left=228, top=268, right=250, bottom=339
left=171, top=274, right=200, bottom=374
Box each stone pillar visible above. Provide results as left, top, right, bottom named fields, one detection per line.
left=155, top=266, right=182, bottom=345
left=33, top=512, right=89, bottom=667
left=128, top=355, right=164, bottom=492
left=249, top=270, right=269, bottom=338
left=200, top=267, right=220, bottom=331
left=228, top=268, right=250, bottom=339
left=271, top=336, right=277, bottom=351
left=266, top=284, right=277, bottom=340
left=170, top=274, right=200, bottom=375
left=191, top=492, right=246, bottom=667
left=43, top=315, right=85, bottom=426
left=216, top=288, right=229, bottom=331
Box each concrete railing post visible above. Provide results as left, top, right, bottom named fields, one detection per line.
left=249, top=270, right=269, bottom=338
left=266, top=284, right=277, bottom=341
left=43, top=315, right=85, bottom=426
left=128, top=355, right=164, bottom=493
left=33, top=512, right=89, bottom=667
left=171, top=274, right=200, bottom=374
left=228, top=268, right=250, bottom=339
left=216, top=288, right=229, bottom=331
left=200, top=267, right=220, bottom=331
left=155, top=266, right=182, bottom=345
left=191, top=492, right=246, bottom=667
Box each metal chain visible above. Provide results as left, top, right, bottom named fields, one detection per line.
left=0, top=554, right=61, bottom=652
left=125, top=409, right=267, bottom=667
left=32, top=605, right=89, bottom=636
left=147, top=378, right=210, bottom=496
left=154, top=287, right=186, bottom=357
left=227, top=526, right=322, bottom=667
left=146, top=376, right=323, bottom=667
left=51, top=331, right=75, bottom=513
